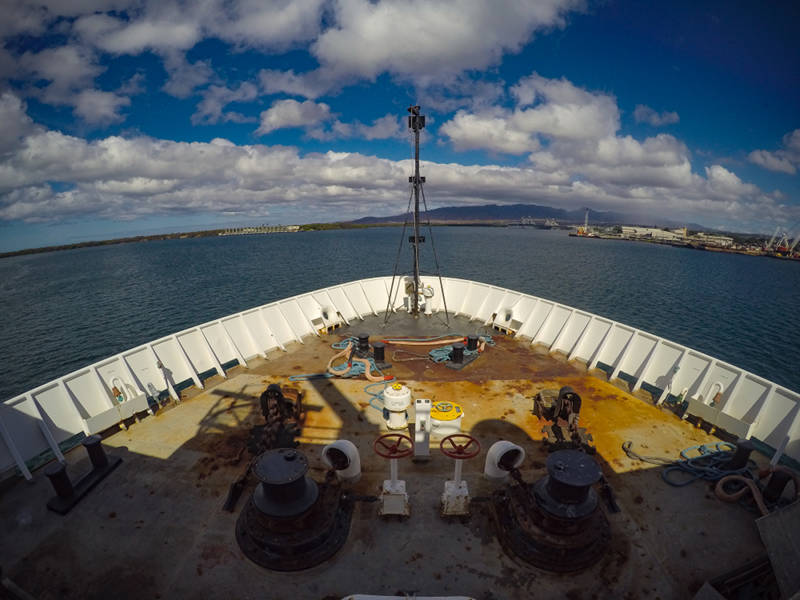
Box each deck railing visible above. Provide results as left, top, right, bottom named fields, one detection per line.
left=2, top=276, right=798, bottom=478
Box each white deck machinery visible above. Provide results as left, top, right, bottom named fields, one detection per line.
left=413, top=398, right=432, bottom=461
left=382, top=383, right=412, bottom=430
left=373, top=433, right=413, bottom=517
left=413, top=399, right=464, bottom=461
left=430, top=401, right=463, bottom=437
left=440, top=434, right=481, bottom=517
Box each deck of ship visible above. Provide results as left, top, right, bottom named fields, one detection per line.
left=0, top=314, right=775, bottom=599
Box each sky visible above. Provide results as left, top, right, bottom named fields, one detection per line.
left=0, top=0, right=799, bottom=252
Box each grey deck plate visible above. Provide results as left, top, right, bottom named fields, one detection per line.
left=757, top=500, right=800, bottom=598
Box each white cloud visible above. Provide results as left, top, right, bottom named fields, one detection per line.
left=256, top=99, right=331, bottom=135
left=3, top=0, right=583, bottom=130
left=15, top=45, right=135, bottom=126
left=437, top=73, right=782, bottom=216
left=118, top=72, right=146, bottom=96
left=441, top=73, right=620, bottom=153
left=0, top=89, right=792, bottom=233
left=160, top=50, right=215, bottom=98
left=73, top=7, right=202, bottom=54
left=704, top=164, right=759, bottom=197
left=0, top=92, right=36, bottom=155
left=421, top=77, right=506, bottom=113
left=530, top=134, right=693, bottom=188
left=318, top=0, right=579, bottom=80
left=633, top=104, right=680, bottom=126
left=208, top=0, right=325, bottom=49
left=748, top=129, right=800, bottom=175
left=261, top=0, right=583, bottom=97
left=0, top=47, right=15, bottom=82
left=511, top=74, right=620, bottom=139
left=259, top=68, right=336, bottom=99
left=71, top=0, right=324, bottom=55
left=0, top=1, right=49, bottom=39
left=358, top=114, right=403, bottom=140
left=307, top=114, right=404, bottom=141
left=73, top=89, right=130, bottom=125
left=192, top=82, right=259, bottom=125
left=18, top=45, right=103, bottom=105
left=440, top=110, right=541, bottom=154
left=747, top=150, right=795, bottom=175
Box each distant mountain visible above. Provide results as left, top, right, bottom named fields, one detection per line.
left=349, top=203, right=680, bottom=227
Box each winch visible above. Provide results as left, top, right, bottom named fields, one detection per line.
left=490, top=448, right=610, bottom=572
left=235, top=448, right=354, bottom=571
left=533, top=386, right=595, bottom=453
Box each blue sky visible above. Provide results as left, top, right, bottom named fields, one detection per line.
left=1, top=0, right=798, bottom=252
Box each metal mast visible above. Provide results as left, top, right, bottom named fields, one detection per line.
left=408, top=105, right=425, bottom=316
left=385, top=105, right=448, bottom=326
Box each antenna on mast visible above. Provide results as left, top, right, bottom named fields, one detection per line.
left=408, top=105, right=425, bottom=316
left=384, top=106, right=449, bottom=325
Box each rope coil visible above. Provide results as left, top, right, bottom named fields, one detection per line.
left=622, top=440, right=800, bottom=515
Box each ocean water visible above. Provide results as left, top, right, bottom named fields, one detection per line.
left=1, top=226, right=798, bottom=401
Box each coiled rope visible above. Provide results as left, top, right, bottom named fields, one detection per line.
left=289, top=337, right=391, bottom=382
left=622, top=440, right=749, bottom=486
left=623, top=440, right=800, bottom=515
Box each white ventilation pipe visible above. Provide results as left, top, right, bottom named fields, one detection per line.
left=483, top=440, right=525, bottom=481
left=321, top=440, right=361, bottom=484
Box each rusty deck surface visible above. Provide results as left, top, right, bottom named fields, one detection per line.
left=0, top=314, right=771, bottom=600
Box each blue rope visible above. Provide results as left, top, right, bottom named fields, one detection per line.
left=623, top=440, right=756, bottom=487
left=364, top=380, right=390, bottom=411
left=331, top=336, right=359, bottom=350
left=660, top=442, right=755, bottom=487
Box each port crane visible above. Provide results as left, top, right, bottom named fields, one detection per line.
left=764, top=221, right=800, bottom=256
left=789, top=232, right=800, bottom=255
left=775, top=232, right=791, bottom=253
left=577, top=207, right=590, bottom=236
left=765, top=225, right=780, bottom=251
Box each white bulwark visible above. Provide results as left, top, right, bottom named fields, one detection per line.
left=1, top=276, right=798, bottom=479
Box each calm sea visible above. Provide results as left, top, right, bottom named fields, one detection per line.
left=1, top=227, right=798, bottom=400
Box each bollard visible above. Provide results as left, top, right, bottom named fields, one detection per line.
left=45, top=462, right=74, bottom=499
left=451, top=342, right=465, bottom=364
left=763, top=470, right=792, bottom=503
left=372, top=341, right=385, bottom=363
left=466, top=334, right=479, bottom=351
left=357, top=333, right=370, bottom=354
left=722, top=439, right=755, bottom=471
left=46, top=435, right=122, bottom=514
left=83, top=435, right=109, bottom=470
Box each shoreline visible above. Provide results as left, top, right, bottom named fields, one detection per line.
left=0, top=221, right=510, bottom=259
left=568, top=232, right=800, bottom=262
left=2, top=220, right=795, bottom=262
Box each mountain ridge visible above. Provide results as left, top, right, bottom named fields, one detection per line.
left=349, top=203, right=702, bottom=229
